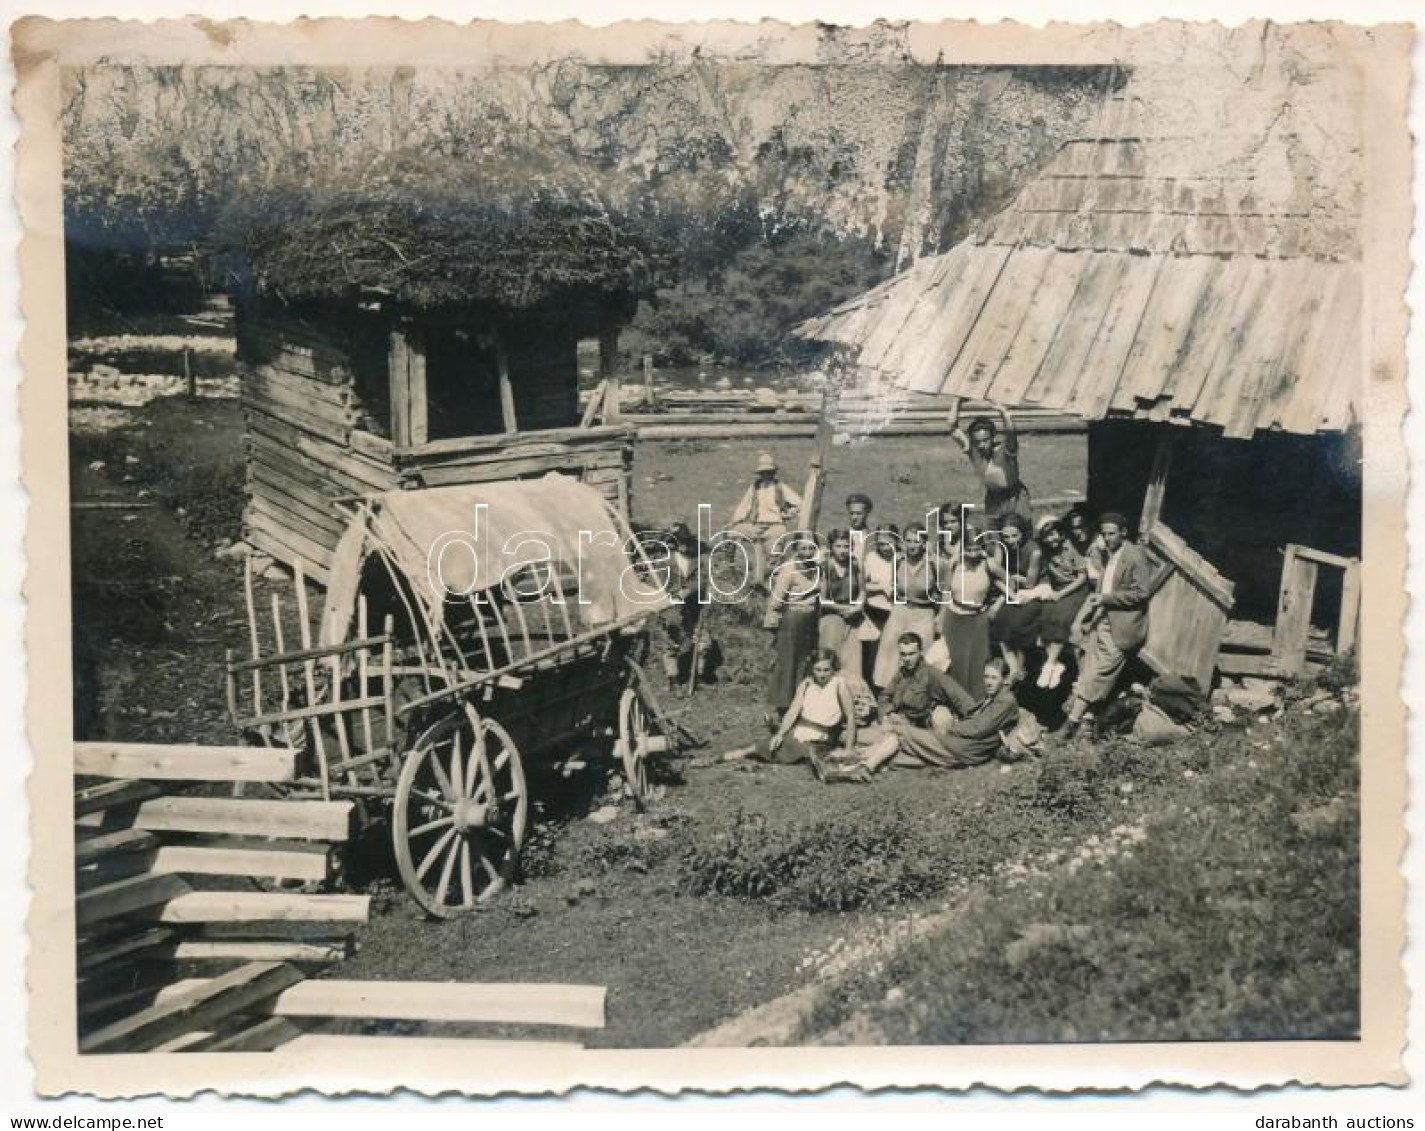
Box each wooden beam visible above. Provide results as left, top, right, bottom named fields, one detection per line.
left=77, top=873, right=191, bottom=928
left=1271, top=545, right=1319, bottom=677
left=80, top=961, right=305, bottom=1054
left=74, top=779, right=163, bottom=819
left=171, top=939, right=350, bottom=966
left=75, top=827, right=158, bottom=864
left=148, top=843, right=333, bottom=883
left=1338, top=559, right=1361, bottom=655
left=150, top=891, right=369, bottom=925
left=199, top=1016, right=305, bottom=1052
left=132, top=796, right=355, bottom=842
left=75, top=743, right=298, bottom=784
left=155, top=979, right=606, bottom=1029
left=388, top=326, right=429, bottom=449
left=495, top=336, right=519, bottom=434
left=78, top=927, right=175, bottom=973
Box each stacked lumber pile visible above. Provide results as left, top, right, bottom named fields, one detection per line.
left=76, top=741, right=367, bottom=1049
left=75, top=741, right=608, bottom=1054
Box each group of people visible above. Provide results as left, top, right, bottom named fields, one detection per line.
left=686, top=402, right=1188, bottom=782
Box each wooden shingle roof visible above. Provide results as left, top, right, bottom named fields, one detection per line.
left=799, top=45, right=1364, bottom=439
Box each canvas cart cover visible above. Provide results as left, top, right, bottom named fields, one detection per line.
left=321, top=475, right=661, bottom=645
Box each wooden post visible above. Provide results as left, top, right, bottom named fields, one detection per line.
left=1140, top=427, right=1175, bottom=534
left=1271, top=544, right=1319, bottom=677
left=597, top=329, right=621, bottom=424
left=494, top=335, right=518, bottom=435
left=183, top=347, right=195, bottom=400
left=642, top=353, right=657, bottom=410
left=388, top=325, right=428, bottom=448
left=795, top=352, right=846, bottom=534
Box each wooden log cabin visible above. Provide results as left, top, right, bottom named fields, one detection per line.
left=799, top=31, right=1368, bottom=685
left=236, top=294, right=634, bottom=585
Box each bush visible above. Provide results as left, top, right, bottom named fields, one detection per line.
left=679, top=807, right=954, bottom=912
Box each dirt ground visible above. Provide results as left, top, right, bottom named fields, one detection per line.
left=69, top=394, right=1088, bottom=1046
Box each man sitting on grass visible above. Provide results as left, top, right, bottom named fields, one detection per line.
left=821, top=637, right=1020, bottom=782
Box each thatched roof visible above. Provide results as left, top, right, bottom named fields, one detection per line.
left=799, top=38, right=1364, bottom=439
left=233, top=151, right=669, bottom=319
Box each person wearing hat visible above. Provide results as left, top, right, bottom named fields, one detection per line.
left=1051, top=512, right=1153, bottom=740
left=729, top=452, right=802, bottom=586
left=946, top=398, right=1033, bottom=521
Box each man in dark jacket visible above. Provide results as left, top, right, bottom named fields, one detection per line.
left=1052, top=512, right=1154, bottom=740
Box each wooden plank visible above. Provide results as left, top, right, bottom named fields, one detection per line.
left=75, top=827, right=158, bottom=864
left=246, top=418, right=397, bottom=494
left=75, top=743, right=297, bottom=783
left=155, top=979, right=605, bottom=1029
left=171, top=939, right=350, bottom=966
left=227, top=633, right=392, bottom=674
left=1291, top=545, right=1359, bottom=571
left=1141, top=570, right=1230, bottom=690
left=132, top=796, right=355, bottom=842
left=148, top=843, right=333, bottom=883
left=77, top=927, right=175, bottom=973
left=77, top=872, right=191, bottom=928
left=198, top=1016, right=305, bottom=1052
left=1338, top=560, right=1361, bottom=655
left=245, top=410, right=398, bottom=492
left=1147, top=522, right=1235, bottom=611
left=243, top=511, right=337, bottom=584
left=394, top=423, right=631, bottom=459
left=152, top=891, right=370, bottom=925
left=1271, top=545, right=1319, bottom=678
left=280, top=1034, right=584, bottom=1055
left=80, top=961, right=305, bottom=1054
left=248, top=484, right=348, bottom=546
left=75, top=779, right=163, bottom=818
left=241, top=389, right=351, bottom=445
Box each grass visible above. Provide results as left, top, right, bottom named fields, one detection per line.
left=796, top=695, right=1360, bottom=1044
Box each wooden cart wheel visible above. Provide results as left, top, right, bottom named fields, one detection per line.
left=393, top=704, right=528, bottom=918
left=617, top=686, right=654, bottom=810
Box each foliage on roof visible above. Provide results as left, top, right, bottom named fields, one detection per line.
left=227, top=149, right=674, bottom=314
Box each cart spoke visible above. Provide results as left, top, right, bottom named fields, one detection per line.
left=434, top=834, right=460, bottom=907
left=459, top=841, right=475, bottom=908
left=493, top=748, right=510, bottom=771
left=449, top=729, right=466, bottom=800
left=410, top=815, right=454, bottom=838
left=408, top=788, right=455, bottom=812
left=416, top=827, right=457, bottom=882
left=428, top=751, right=455, bottom=800
left=478, top=851, right=501, bottom=883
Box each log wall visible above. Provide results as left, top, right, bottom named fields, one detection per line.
left=238, top=314, right=400, bottom=583
left=239, top=310, right=636, bottom=582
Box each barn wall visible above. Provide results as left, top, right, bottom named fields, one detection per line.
left=236, top=309, right=399, bottom=582
left=1087, top=421, right=1362, bottom=620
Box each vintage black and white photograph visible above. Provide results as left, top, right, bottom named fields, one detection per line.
left=14, top=13, right=1411, bottom=1095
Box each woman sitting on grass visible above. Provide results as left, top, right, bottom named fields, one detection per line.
left=988, top=512, right=1043, bottom=685
left=1032, top=517, right=1090, bottom=689
left=735, top=649, right=857, bottom=776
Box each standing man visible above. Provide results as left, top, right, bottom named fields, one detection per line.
left=728, top=452, right=802, bottom=586
left=844, top=492, right=875, bottom=565
left=1052, top=512, right=1153, bottom=740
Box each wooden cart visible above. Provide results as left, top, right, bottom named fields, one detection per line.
left=225, top=477, right=690, bottom=917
